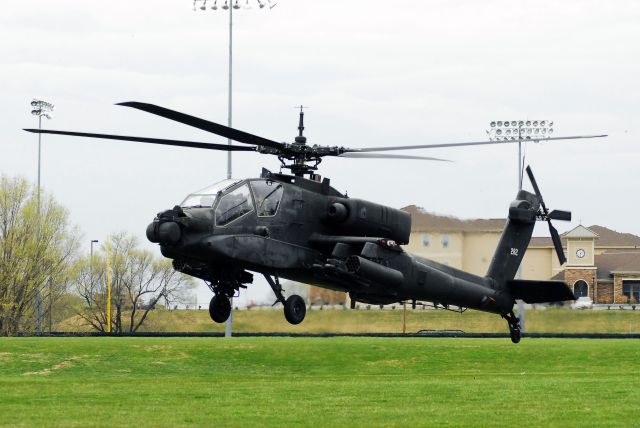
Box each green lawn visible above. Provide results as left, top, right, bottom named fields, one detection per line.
left=0, top=337, right=638, bottom=427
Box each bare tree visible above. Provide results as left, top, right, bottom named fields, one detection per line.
left=0, top=176, right=79, bottom=335
left=73, top=232, right=194, bottom=333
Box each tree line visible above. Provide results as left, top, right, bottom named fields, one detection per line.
left=0, top=175, right=194, bottom=335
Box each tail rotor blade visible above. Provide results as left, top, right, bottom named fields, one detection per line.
left=525, top=166, right=543, bottom=203
left=549, top=210, right=572, bottom=222
left=549, top=222, right=567, bottom=265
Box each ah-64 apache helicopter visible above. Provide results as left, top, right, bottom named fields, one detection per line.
left=26, top=102, right=605, bottom=343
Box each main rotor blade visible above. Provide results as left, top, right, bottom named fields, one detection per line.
left=338, top=152, right=452, bottom=162
left=347, top=134, right=607, bottom=153
left=23, top=129, right=256, bottom=152
left=117, top=102, right=285, bottom=151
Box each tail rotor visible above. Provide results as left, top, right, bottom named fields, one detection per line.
left=525, top=166, right=572, bottom=265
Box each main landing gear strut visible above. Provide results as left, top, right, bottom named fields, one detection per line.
left=264, top=274, right=306, bottom=325
left=205, top=270, right=252, bottom=324
left=502, top=310, right=521, bottom=344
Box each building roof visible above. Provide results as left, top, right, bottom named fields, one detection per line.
left=530, top=225, right=640, bottom=248
left=587, top=226, right=640, bottom=247
left=564, top=225, right=599, bottom=239
left=594, top=251, right=640, bottom=279
left=402, top=205, right=506, bottom=233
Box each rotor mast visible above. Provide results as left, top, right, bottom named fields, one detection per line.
left=288, top=105, right=316, bottom=178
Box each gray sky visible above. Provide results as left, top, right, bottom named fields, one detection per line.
left=1, top=0, right=638, bottom=305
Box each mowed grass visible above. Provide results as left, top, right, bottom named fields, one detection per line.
left=0, top=337, right=639, bottom=427
left=57, top=307, right=640, bottom=334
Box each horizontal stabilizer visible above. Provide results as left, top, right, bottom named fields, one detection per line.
left=507, top=280, right=575, bottom=303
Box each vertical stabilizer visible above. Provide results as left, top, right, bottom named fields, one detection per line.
left=486, top=190, right=540, bottom=289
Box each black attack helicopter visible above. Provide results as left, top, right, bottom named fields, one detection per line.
left=26, top=102, right=605, bottom=343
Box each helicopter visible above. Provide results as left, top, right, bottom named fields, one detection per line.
left=25, top=102, right=606, bottom=343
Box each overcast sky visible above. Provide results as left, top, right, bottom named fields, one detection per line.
left=1, top=0, right=638, bottom=306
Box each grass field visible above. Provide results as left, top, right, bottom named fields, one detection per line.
left=58, top=307, right=640, bottom=334
left=1, top=337, right=638, bottom=427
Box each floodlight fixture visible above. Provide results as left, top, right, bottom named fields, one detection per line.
left=486, top=118, right=556, bottom=186
left=194, top=0, right=269, bottom=12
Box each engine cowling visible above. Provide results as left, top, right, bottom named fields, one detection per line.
left=325, top=198, right=411, bottom=244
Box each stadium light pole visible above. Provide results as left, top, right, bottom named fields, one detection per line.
left=192, top=0, right=275, bottom=337
left=30, top=99, right=54, bottom=335
left=486, top=120, right=555, bottom=333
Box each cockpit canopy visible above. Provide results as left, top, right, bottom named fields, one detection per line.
left=180, top=178, right=285, bottom=226
left=180, top=179, right=241, bottom=208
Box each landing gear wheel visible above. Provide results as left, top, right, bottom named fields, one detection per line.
left=509, top=327, right=521, bottom=344
left=502, top=310, right=521, bottom=344
left=284, top=295, right=306, bottom=325
left=209, top=294, right=231, bottom=323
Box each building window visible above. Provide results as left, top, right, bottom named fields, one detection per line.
left=573, top=280, right=588, bottom=298
left=421, top=234, right=431, bottom=247
left=623, top=280, right=640, bottom=303
left=441, top=234, right=450, bottom=249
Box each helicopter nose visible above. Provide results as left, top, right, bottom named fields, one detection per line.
left=146, top=221, right=182, bottom=245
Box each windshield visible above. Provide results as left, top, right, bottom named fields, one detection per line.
left=215, top=183, right=254, bottom=226
left=180, top=179, right=241, bottom=208
left=250, top=180, right=284, bottom=217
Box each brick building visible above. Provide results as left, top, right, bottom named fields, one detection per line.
left=549, top=225, right=640, bottom=304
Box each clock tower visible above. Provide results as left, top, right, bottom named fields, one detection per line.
left=563, top=225, right=599, bottom=300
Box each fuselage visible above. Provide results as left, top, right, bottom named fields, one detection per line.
left=147, top=170, right=512, bottom=314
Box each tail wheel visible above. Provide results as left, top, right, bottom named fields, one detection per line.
left=284, top=295, right=306, bottom=325
left=510, top=327, right=521, bottom=344
left=209, top=294, right=231, bottom=323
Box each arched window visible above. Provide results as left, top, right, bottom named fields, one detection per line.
left=574, top=280, right=589, bottom=298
